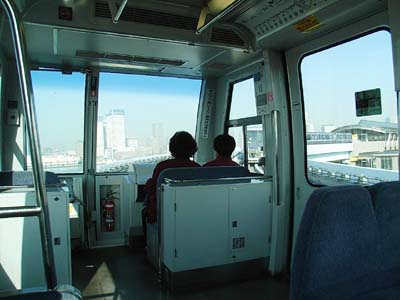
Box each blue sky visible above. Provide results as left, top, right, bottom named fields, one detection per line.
left=301, top=30, right=397, bottom=131
left=32, top=29, right=398, bottom=151
left=230, top=78, right=257, bottom=119
left=97, top=73, right=201, bottom=141
left=32, top=72, right=85, bottom=150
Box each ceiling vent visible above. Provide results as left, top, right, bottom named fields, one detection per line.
left=210, top=27, right=245, bottom=47
left=95, top=2, right=111, bottom=18
left=76, top=50, right=186, bottom=67
left=95, top=1, right=198, bottom=31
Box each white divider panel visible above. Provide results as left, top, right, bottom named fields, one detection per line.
left=0, top=188, right=71, bottom=291
left=161, top=180, right=272, bottom=273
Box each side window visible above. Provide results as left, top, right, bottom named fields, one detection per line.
left=30, top=71, right=86, bottom=174
left=301, top=30, right=398, bottom=185
left=228, top=78, right=264, bottom=174
left=96, top=73, right=201, bottom=173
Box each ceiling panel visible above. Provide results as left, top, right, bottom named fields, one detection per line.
left=23, top=23, right=258, bottom=78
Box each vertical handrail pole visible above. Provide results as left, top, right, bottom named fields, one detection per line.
left=243, top=125, right=248, bottom=169
left=272, top=110, right=280, bottom=206
left=0, top=0, right=57, bottom=289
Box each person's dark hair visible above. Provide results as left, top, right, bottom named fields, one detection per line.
left=214, top=134, right=236, bottom=158
left=169, top=131, right=198, bottom=159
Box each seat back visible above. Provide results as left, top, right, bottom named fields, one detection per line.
left=157, top=166, right=250, bottom=190
left=0, top=171, right=60, bottom=187
left=156, top=166, right=251, bottom=201
left=369, top=181, right=400, bottom=270
left=291, top=185, right=381, bottom=300
left=148, top=166, right=253, bottom=273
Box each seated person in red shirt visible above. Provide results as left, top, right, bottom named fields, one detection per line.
left=203, top=134, right=240, bottom=167
left=144, top=131, right=200, bottom=224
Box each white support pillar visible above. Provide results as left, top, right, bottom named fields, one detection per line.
left=261, top=49, right=292, bottom=275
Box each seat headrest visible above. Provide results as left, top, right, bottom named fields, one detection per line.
left=291, top=185, right=380, bottom=300
left=368, top=181, right=400, bottom=206
left=0, top=171, right=61, bottom=187
left=156, top=166, right=250, bottom=188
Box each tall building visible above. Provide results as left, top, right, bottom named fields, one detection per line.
left=104, top=109, right=127, bottom=150
left=152, top=123, right=164, bottom=139
left=97, top=116, right=105, bottom=158
left=151, top=123, right=166, bottom=154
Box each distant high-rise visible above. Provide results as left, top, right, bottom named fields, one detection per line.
left=97, top=116, right=105, bottom=158
left=152, top=123, right=164, bottom=139
left=151, top=123, right=166, bottom=154
left=304, top=112, right=315, bottom=132
left=104, top=109, right=127, bottom=150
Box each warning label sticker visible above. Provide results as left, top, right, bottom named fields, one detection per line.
left=294, top=16, right=321, bottom=33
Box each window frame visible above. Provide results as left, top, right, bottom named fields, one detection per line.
left=226, top=77, right=263, bottom=170
left=94, top=71, right=202, bottom=174
left=298, top=27, right=395, bottom=186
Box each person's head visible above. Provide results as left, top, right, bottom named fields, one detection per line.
left=169, top=131, right=198, bottom=159
left=214, top=134, right=236, bottom=158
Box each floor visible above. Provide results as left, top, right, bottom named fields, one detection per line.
left=72, top=246, right=290, bottom=300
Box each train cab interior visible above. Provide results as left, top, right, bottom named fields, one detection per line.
left=0, top=0, right=399, bottom=299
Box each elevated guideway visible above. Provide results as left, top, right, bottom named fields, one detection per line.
left=308, top=160, right=399, bottom=185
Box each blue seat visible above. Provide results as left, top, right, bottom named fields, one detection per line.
left=368, top=181, right=400, bottom=277
left=153, top=166, right=252, bottom=219
left=157, top=165, right=251, bottom=185
left=156, top=166, right=251, bottom=191
left=291, top=185, right=384, bottom=300
left=146, top=166, right=252, bottom=269
left=0, top=171, right=60, bottom=187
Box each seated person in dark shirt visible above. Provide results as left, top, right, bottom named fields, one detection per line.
left=144, top=131, right=200, bottom=223
left=203, top=134, right=240, bottom=167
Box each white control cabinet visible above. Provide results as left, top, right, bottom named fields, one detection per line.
left=0, top=188, right=71, bottom=291
left=161, top=180, right=272, bottom=273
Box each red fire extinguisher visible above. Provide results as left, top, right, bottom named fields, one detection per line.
left=103, top=200, right=115, bottom=232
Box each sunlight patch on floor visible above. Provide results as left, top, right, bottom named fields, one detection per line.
left=83, top=262, right=121, bottom=300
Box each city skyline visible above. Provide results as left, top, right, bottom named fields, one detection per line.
left=32, top=71, right=201, bottom=151
left=96, top=109, right=170, bottom=162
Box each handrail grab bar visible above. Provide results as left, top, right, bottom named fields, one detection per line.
left=272, top=110, right=281, bottom=206
left=0, top=0, right=57, bottom=290
left=163, top=175, right=271, bottom=184
left=0, top=206, right=42, bottom=218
